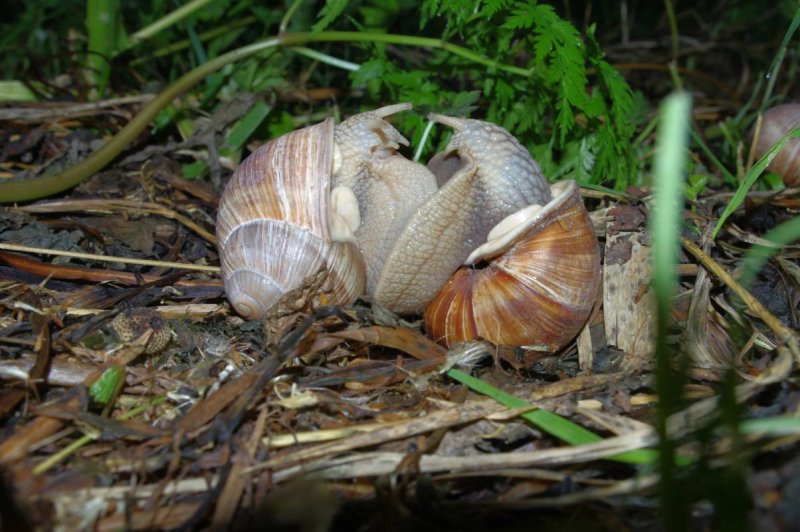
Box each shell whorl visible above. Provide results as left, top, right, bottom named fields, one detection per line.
left=754, top=103, right=800, bottom=185
left=217, top=118, right=365, bottom=320
left=424, top=180, right=601, bottom=349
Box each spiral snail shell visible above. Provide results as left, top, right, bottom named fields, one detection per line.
left=752, top=103, right=800, bottom=185
left=216, top=104, right=601, bottom=351
left=423, top=180, right=600, bottom=349
left=215, top=116, right=366, bottom=320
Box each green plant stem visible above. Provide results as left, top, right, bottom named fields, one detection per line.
left=86, top=0, right=116, bottom=96
left=280, top=0, right=307, bottom=33
left=414, top=119, right=436, bottom=162
left=291, top=46, right=360, bottom=71
left=0, top=39, right=277, bottom=203
left=126, top=0, right=217, bottom=51
left=131, top=15, right=258, bottom=64
left=662, top=0, right=679, bottom=63
left=759, top=7, right=800, bottom=112
left=691, top=130, right=736, bottom=185
left=32, top=395, right=166, bottom=475
left=0, top=31, right=532, bottom=203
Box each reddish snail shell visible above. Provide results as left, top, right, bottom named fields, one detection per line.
left=423, top=180, right=600, bottom=349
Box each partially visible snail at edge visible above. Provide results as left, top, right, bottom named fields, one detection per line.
left=752, top=103, right=800, bottom=185
left=216, top=104, right=601, bottom=352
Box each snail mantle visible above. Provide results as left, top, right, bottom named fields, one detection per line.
left=216, top=104, right=601, bottom=351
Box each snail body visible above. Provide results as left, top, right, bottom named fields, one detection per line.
left=371, top=114, right=554, bottom=313
left=216, top=104, right=601, bottom=352
left=753, top=103, right=800, bottom=185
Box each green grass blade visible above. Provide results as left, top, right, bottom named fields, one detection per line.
left=711, top=127, right=800, bottom=240
left=650, top=91, right=692, bottom=531
left=740, top=416, right=800, bottom=436
left=690, top=129, right=736, bottom=185
left=222, top=101, right=273, bottom=154
left=447, top=369, right=664, bottom=465
left=740, top=214, right=800, bottom=288
left=126, top=0, right=217, bottom=51
left=0, top=80, right=38, bottom=101
left=759, top=7, right=800, bottom=112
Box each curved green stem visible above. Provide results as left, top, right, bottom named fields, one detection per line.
left=0, top=31, right=532, bottom=203
left=0, top=39, right=279, bottom=203
left=126, top=0, right=218, bottom=51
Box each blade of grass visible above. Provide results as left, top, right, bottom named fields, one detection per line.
left=711, top=127, right=800, bottom=240
left=739, top=416, right=800, bottom=436
left=125, top=0, right=218, bottom=51
left=32, top=395, right=167, bottom=475
left=740, top=215, right=800, bottom=289
left=222, top=101, right=273, bottom=154
left=447, top=369, right=669, bottom=465
left=759, top=7, right=800, bottom=112
left=650, top=90, right=692, bottom=532
left=0, top=80, right=38, bottom=102
left=690, top=129, right=736, bottom=185
left=290, top=46, right=360, bottom=71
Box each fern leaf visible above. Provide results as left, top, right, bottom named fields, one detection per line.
left=311, top=0, right=349, bottom=34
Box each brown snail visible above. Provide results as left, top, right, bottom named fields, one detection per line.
left=423, top=180, right=600, bottom=349
left=753, top=103, right=800, bottom=185
left=216, top=104, right=601, bottom=351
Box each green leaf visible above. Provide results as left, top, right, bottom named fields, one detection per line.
left=481, top=0, right=513, bottom=18
left=222, top=100, right=272, bottom=153
left=312, top=0, right=349, bottom=33
left=447, top=90, right=481, bottom=115
left=740, top=416, right=800, bottom=436
left=182, top=160, right=208, bottom=179
left=503, top=6, right=535, bottom=29
left=447, top=369, right=670, bottom=465
left=90, top=365, right=125, bottom=405
left=350, top=58, right=394, bottom=87
left=712, top=127, right=800, bottom=239
left=493, top=78, right=515, bottom=109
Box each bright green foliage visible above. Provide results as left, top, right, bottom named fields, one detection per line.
left=412, top=0, right=639, bottom=186
left=89, top=365, right=125, bottom=405
left=311, top=0, right=350, bottom=34
left=1, top=0, right=640, bottom=188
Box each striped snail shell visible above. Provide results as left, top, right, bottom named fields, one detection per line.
left=216, top=103, right=434, bottom=320
left=753, top=103, right=800, bottom=185
left=215, top=115, right=366, bottom=320
left=423, top=179, right=601, bottom=350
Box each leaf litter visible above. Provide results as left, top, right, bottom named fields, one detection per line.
left=0, top=98, right=799, bottom=532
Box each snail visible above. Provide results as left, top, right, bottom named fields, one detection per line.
left=216, top=104, right=601, bottom=351
left=753, top=103, right=800, bottom=185
left=423, top=180, right=600, bottom=349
